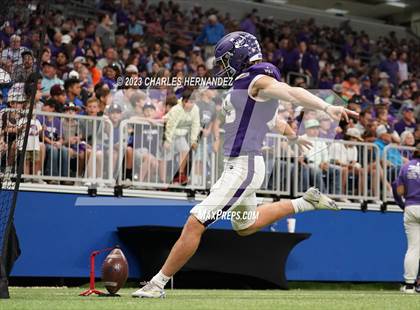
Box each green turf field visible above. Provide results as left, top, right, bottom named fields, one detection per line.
left=2, top=286, right=419, bottom=310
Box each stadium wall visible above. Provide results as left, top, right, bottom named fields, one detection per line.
left=152, top=0, right=411, bottom=39
left=11, top=190, right=405, bottom=282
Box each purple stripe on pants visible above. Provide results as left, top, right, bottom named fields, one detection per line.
left=203, top=155, right=255, bottom=227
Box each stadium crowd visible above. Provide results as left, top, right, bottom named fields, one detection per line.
left=0, top=0, right=419, bottom=199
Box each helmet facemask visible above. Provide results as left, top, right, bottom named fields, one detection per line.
left=214, top=51, right=238, bottom=78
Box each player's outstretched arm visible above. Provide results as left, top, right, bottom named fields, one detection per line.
left=254, top=75, right=358, bottom=122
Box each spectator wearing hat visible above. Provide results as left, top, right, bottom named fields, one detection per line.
left=374, top=124, right=404, bottom=189
left=347, top=95, right=363, bottom=115
left=64, top=78, right=83, bottom=108
left=72, top=56, right=87, bottom=72
left=318, top=113, right=334, bottom=139
left=104, top=103, right=132, bottom=180
left=12, top=50, right=35, bottom=82
left=1, top=83, right=26, bottom=173
left=397, top=82, right=413, bottom=103
left=332, top=83, right=344, bottom=98
left=395, top=103, right=416, bottom=135
left=360, top=75, right=375, bottom=104
left=50, top=84, right=66, bottom=113
left=41, top=62, right=63, bottom=96
left=300, top=119, right=340, bottom=194
left=60, top=102, right=87, bottom=177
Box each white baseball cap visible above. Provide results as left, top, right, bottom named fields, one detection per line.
left=125, top=64, right=139, bottom=73
left=61, top=34, right=72, bottom=45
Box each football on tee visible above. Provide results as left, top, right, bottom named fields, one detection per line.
left=101, top=248, right=129, bottom=294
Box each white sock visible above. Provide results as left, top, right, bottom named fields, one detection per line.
left=291, top=197, right=315, bottom=213
left=151, top=270, right=171, bottom=289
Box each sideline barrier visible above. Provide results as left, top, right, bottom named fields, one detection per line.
left=3, top=111, right=409, bottom=207
left=293, top=138, right=381, bottom=202
left=1, top=110, right=114, bottom=186
left=118, top=119, right=208, bottom=190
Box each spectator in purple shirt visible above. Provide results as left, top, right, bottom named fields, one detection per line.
left=393, top=146, right=420, bottom=293
left=394, top=103, right=416, bottom=135
left=0, top=21, right=14, bottom=46
left=38, top=99, right=69, bottom=179
left=379, top=50, right=399, bottom=86
left=240, top=13, right=257, bottom=36
left=282, top=40, right=299, bottom=75
left=302, top=40, right=320, bottom=86
left=360, top=75, right=375, bottom=105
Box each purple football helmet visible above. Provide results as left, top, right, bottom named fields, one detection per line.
left=214, top=31, right=262, bottom=78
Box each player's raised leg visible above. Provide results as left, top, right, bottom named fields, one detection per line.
left=236, top=187, right=339, bottom=236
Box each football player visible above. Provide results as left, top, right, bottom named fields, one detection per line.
left=132, top=32, right=358, bottom=298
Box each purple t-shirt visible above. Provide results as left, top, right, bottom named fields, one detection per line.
left=223, top=62, right=281, bottom=157
left=37, top=116, right=62, bottom=141
left=396, top=159, right=420, bottom=206
left=394, top=119, right=416, bottom=135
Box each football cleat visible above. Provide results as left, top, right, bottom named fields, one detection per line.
left=400, top=284, right=416, bottom=294
left=303, top=187, right=340, bottom=211
left=132, top=281, right=166, bottom=298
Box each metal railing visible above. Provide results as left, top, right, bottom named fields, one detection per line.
left=117, top=119, right=208, bottom=190
left=12, top=111, right=114, bottom=185
left=293, top=138, right=381, bottom=202
left=382, top=144, right=416, bottom=203
left=2, top=110, right=411, bottom=207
